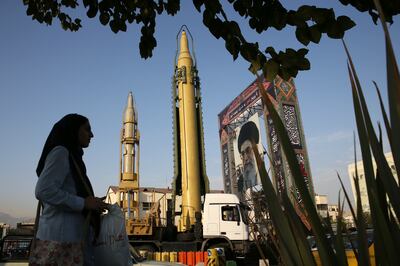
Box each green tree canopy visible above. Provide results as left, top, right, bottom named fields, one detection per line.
left=23, top=0, right=399, bottom=80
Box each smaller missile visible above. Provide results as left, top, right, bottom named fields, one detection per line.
left=119, top=92, right=140, bottom=222
left=123, top=92, right=136, bottom=126
left=122, top=92, right=137, bottom=175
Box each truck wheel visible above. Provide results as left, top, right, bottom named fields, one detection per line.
left=135, top=244, right=156, bottom=260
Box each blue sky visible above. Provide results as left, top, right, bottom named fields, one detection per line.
left=0, top=1, right=399, bottom=217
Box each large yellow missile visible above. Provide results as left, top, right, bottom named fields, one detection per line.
left=172, top=29, right=209, bottom=233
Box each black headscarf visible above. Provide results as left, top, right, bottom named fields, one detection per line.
left=36, top=113, right=100, bottom=237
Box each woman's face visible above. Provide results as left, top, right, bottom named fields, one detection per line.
left=78, top=121, right=94, bottom=148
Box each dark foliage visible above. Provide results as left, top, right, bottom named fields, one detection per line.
left=22, top=0, right=399, bottom=80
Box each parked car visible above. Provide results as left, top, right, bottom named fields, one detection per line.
left=308, top=229, right=375, bottom=266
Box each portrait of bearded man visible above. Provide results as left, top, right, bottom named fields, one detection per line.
left=237, top=121, right=260, bottom=190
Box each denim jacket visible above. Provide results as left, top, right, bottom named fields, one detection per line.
left=35, top=146, right=86, bottom=243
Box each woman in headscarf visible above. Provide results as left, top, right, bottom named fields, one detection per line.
left=30, top=114, right=108, bottom=266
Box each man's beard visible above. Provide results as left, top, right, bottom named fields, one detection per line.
left=243, top=162, right=257, bottom=187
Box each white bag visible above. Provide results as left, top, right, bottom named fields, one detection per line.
left=93, top=204, right=132, bottom=266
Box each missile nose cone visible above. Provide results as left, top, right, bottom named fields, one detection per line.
left=124, top=91, right=135, bottom=123
left=178, top=30, right=192, bottom=60
left=127, top=91, right=134, bottom=108
left=180, top=31, right=189, bottom=53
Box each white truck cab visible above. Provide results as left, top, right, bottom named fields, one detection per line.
left=202, top=193, right=249, bottom=241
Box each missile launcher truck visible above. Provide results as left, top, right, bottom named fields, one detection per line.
left=119, top=28, right=255, bottom=259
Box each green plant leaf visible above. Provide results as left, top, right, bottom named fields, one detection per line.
left=86, top=5, right=98, bottom=18
left=350, top=45, right=400, bottom=222
left=385, top=32, right=400, bottom=180
left=336, top=171, right=357, bottom=226
left=193, top=0, right=204, bottom=12
left=327, top=21, right=344, bottom=39
left=297, top=48, right=309, bottom=57
left=255, top=73, right=338, bottom=266
left=99, top=12, right=110, bottom=25
left=309, top=25, right=321, bottom=43
left=252, top=142, right=301, bottom=266
left=345, top=54, right=399, bottom=263
left=295, top=26, right=310, bottom=46
left=297, top=5, right=314, bottom=20
left=263, top=59, right=279, bottom=81
left=334, top=192, right=348, bottom=266
left=297, top=58, right=310, bottom=71
left=354, top=175, right=371, bottom=266
left=343, top=40, right=400, bottom=222
left=337, top=15, right=356, bottom=31
left=373, top=81, right=393, bottom=149
left=372, top=0, right=400, bottom=196
left=225, top=36, right=240, bottom=60
left=282, top=193, right=317, bottom=266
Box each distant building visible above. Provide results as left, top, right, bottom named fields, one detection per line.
left=2, top=222, right=35, bottom=237
left=328, top=204, right=339, bottom=222
left=14, top=223, right=34, bottom=235
left=314, top=195, right=341, bottom=233
left=1, top=223, right=10, bottom=239
left=314, top=194, right=339, bottom=221
left=343, top=213, right=356, bottom=229
left=347, top=152, right=398, bottom=213
left=315, top=194, right=328, bottom=218
left=106, top=186, right=173, bottom=226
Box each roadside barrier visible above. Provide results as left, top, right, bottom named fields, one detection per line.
left=148, top=251, right=208, bottom=265
left=147, top=247, right=235, bottom=265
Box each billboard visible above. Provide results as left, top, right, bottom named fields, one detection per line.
left=218, top=79, right=275, bottom=195
left=219, top=76, right=315, bottom=231
left=218, top=79, right=275, bottom=129
left=265, top=114, right=286, bottom=196
left=233, top=114, right=263, bottom=192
